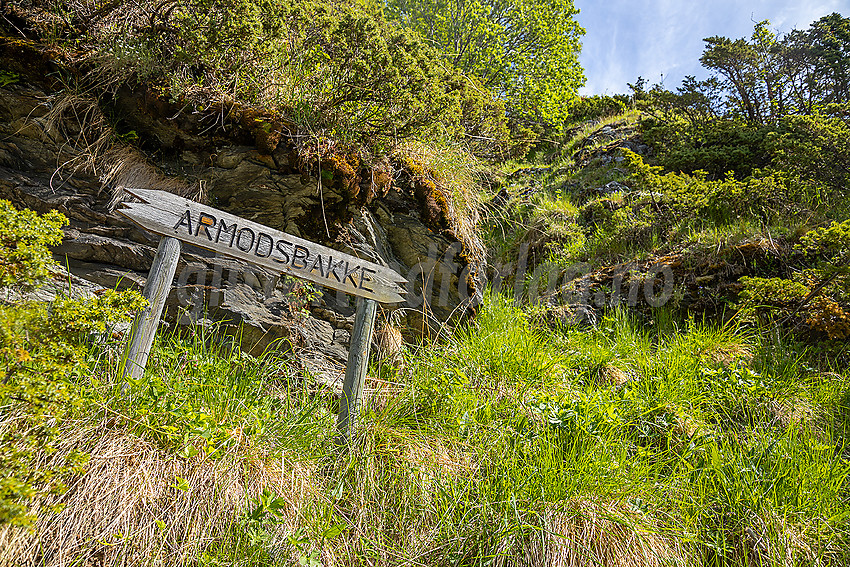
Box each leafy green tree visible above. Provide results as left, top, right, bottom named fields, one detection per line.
left=781, top=28, right=822, bottom=114
left=701, top=21, right=786, bottom=124
left=384, top=0, right=586, bottom=126
left=700, top=15, right=850, bottom=122
left=700, top=35, right=762, bottom=123
left=638, top=76, right=724, bottom=128
left=782, top=13, right=850, bottom=112
left=812, top=13, right=850, bottom=105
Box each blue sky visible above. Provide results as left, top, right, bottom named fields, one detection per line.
left=575, top=0, right=849, bottom=95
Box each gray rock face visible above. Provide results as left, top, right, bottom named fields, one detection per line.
left=0, top=79, right=482, bottom=361
left=573, top=120, right=652, bottom=168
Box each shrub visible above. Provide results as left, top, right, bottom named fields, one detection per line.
left=799, top=218, right=850, bottom=256
left=769, top=108, right=850, bottom=200
left=640, top=116, right=771, bottom=179
left=563, top=95, right=630, bottom=127
left=624, top=150, right=796, bottom=226
left=32, top=0, right=508, bottom=153
left=0, top=201, right=145, bottom=526
left=738, top=275, right=850, bottom=341
left=797, top=219, right=850, bottom=339
left=736, top=217, right=850, bottom=342
left=738, top=276, right=810, bottom=320
left=0, top=200, right=66, bottom=289
left=561, top=150, right=806, bottom=259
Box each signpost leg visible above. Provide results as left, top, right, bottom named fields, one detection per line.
left=122, top=236, right=182, bottom=380
left=336, top=297, right=378, bottom=442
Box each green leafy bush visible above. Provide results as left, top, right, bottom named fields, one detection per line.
left=37, top=0, right=508, bottom=152
left=736, top=217, right=850, bottom=341
left=640, top=116, right=771, bottom=179
left=555, top=149, right=809, bottom=260
left=796, top=219, right=850, bottom=340
left=738, top=274, right=850, bottom=341
left=0, top=201, right=145, bottom=526
left=799, top=218, right=850, bottom=256
left=738, top=276, right=810, bottom=319
left=769, top=108, right=850, bottom=201
left=563, top=95, right=630, bottom=127
left=624, top=150, right=797, bottom=226
left=0, top=200, right=66, bottom=289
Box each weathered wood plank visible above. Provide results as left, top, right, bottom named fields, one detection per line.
left=117, top=188, right=406, bottom=304
left=121, top=236, right=182, bottom=380
left=336, top=297, right=378, bottom=442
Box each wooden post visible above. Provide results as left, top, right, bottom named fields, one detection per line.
left=336, top=297, right=378, bottom=442
left=122, top=236, right=182, bottom=380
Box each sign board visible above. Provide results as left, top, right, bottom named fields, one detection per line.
left=118, top=188, right=406, bottom=303
left=117, top=188, right=405, bottom=441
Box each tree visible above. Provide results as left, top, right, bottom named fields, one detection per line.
left=700, top=22, right=785, bottom=124
left=384, top=0, right=585, bottom=126
left=750, top=20, right=788, bottom=118
left=782, top=13, right=850, bottom=111
left=700, top=15, right=850, bottom=121
left=701, top=35, right=761, bottom=123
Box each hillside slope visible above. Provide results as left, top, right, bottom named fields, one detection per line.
left=2, top=5, right=850, bottom=567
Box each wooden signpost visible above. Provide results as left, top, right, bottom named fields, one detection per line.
left=117, top=188, right=406, bottom=441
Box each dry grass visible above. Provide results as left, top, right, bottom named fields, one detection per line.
left=396, top=140, right=487, bottom=267
left=720, top=509, right=813, bottom=567
left=707, top=341, right=754, bottom=367
left=763, top=396, right=821, bottom=437
left=402, top=439, right=475, bottom=482
left=543, top=499, right=692, bottom=567
left=374, top=323, right=404, bottom=367
left=481, top=498, right=692, bottom=567
left=598, top=364, right=633, bottom=389
left=103, top=147, right=201, bottom=204
left=44, top=94, right=198, bottom=206
left=0, top=421, right=316, bottom=567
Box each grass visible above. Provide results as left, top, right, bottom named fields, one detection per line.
left=4, top=294, right=850, bottom=565
left=558, top=110, right=641, bottom=164
left=396, top=139, right=488, bottom=264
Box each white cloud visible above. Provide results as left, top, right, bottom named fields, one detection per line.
left=576, top=0, right=848, bottom=96
left=772, top=0, right=844, bottom=31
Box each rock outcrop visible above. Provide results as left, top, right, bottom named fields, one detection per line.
left=0, top=40, right=484, bottom=363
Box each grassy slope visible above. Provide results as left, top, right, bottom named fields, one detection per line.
left=4, top=292, right=850, bottom=566
left=4, top=104, right=850, bottom=564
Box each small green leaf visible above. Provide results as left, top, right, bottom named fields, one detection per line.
left=321, top=523, right=345, bottom=539
left=178, top=445, right=199, bottom=459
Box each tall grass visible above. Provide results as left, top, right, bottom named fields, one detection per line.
left=8, top=296, right=850, bottom=565
left=84, top=324, right=331, bottom=459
